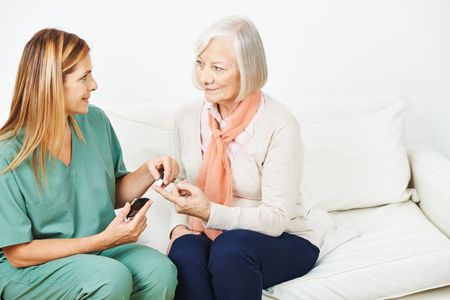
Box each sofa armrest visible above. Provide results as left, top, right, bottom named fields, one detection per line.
left=407, top=144, right=450, bottom=238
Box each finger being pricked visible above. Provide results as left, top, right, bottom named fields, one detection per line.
left=173, top=179, right=191, bottom=197
left=153, top=185, right=187, bottom=207
left=176, top=181, right=202, bottom=196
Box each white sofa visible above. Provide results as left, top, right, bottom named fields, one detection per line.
left=103, top=94, right=450, bottom=300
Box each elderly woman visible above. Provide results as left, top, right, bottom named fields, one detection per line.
left=0, top=29, right=178, bottom=299
left=155, top=16, right=320, bottom=299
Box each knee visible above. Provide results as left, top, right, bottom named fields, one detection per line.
left=151, top=255, right=178, bottom=297
left=134, top=252, right=178, bottom=300
left=209, top=230, right=255, bottom=274
left=85, top=258, right=133, bottom=299
left=168, top=234, right=206, bottom=266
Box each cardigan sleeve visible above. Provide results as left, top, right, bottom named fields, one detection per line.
left=206, top=114, right=303, bottom=237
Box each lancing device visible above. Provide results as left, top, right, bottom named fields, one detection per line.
left=154, top=166, right=164, bottom=187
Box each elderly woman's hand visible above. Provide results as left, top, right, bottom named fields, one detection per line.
left=146, top=156, right=179, bottom=187
left=153, top=181, right=211, bottom=221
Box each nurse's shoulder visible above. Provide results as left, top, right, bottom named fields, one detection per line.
left=0, top=132, right=23, bottom=166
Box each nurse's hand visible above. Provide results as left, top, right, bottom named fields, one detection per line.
left=147, top=156, right=179, bottom=187
left=100, top=200, right=152, bottom=248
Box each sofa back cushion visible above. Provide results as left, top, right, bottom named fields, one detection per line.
left=104, top=104, right=177, bottom=170
left=104, top=94, right=411, bottom=214
left=292, top=95, right=411, bottom=211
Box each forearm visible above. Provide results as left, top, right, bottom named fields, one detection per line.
left=206, top=203, right=288, bottom=236
left=115, top=163, right=154, bottom=208
left=4, top=234, right=109, bottom=268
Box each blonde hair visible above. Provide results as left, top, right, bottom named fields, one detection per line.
left=193, top=15, right=268, bottom=101
left=0, top=28, right=89, bottom=188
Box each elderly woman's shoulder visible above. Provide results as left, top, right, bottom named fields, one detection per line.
left=262, top=94, right=300, bottom=127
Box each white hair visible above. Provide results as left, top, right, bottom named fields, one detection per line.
left=193, top=15, right=268, bottom=101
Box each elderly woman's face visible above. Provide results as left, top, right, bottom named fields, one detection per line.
left=196, top=37, right=240, bottom=104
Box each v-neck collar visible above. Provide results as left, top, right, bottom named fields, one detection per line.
left=14, top=127, right=76, bottom=170
left=52, top=125, right=76, bottom=169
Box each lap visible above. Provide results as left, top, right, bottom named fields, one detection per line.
left=168, top=229, right=319, bottom=291
left=0, top=253, right=131, bottom=299
left=170, top=229, right=318, bottom=261
left=170, top=229, right=318, bottom=270
left=0, top=243, right=177, bottom=299
left=101, top=243, right=177, bottom=284
left=210, top=229, right=319, bottom=288
left=213, top=229, right=318, bottom=255
left=102, top=243, right=173, bottom=270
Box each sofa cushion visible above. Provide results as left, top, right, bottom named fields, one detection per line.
left=263, top=201, right=450, bottom=300
left=291, top=95, right=411, bottom=211
left=104, top=104, right=177, bottom=170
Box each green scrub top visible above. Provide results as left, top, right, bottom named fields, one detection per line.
left=0, top=105, right=128, bottom=264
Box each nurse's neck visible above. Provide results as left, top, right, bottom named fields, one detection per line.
left=62, top=121, right=71, bottom=144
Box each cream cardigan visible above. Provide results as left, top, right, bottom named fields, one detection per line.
left=170, top=93, right=318, bottom=246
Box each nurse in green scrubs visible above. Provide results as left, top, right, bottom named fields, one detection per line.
left=0, top=29, right=178, bottom=299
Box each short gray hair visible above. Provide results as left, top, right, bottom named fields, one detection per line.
left=193, top=15, right=268, bottom=101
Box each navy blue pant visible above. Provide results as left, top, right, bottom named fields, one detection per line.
left=168, top=229, right=319, bottom=300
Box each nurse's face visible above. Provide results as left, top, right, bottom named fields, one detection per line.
left=63, top=54, right=98, bottom=115
left=196, top=37, right=241, bottom=105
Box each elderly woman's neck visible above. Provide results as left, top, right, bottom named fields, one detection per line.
left=218, top=100, right=241, bottom=119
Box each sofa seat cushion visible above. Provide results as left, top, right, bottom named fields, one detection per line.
left=263, top=201, right=450, bottom=300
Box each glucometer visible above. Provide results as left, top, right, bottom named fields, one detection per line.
left=126, top=197, right=150, bottom=221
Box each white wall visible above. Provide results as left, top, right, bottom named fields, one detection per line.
left=1, top=0, right=449, bottom=158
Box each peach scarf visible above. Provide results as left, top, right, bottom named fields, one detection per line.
left=188, top=90, right=262, bottom=240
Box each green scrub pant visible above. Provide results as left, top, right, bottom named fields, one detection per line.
left=0, top=243, right=177, bottom=300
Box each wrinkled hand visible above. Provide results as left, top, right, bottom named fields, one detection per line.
left=166, top=225, right=201, bottom=255
left=154, top=181, right=211, bottom=221
left=147, top=156, right=179, bottom=187
left=100, top=200, right=152, bottom=248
